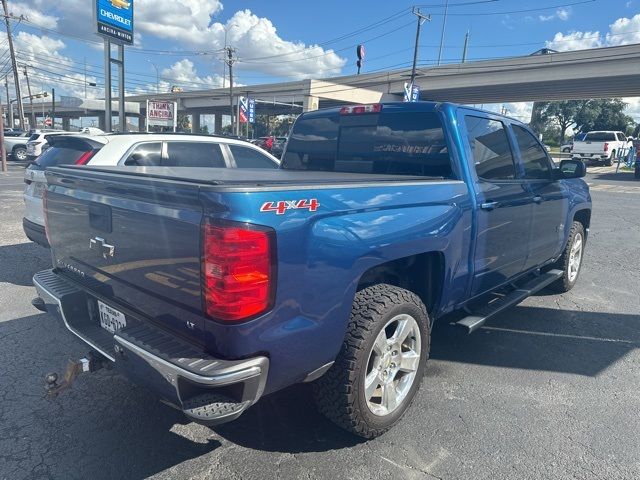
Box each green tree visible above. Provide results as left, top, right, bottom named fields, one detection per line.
left=537, top=100, right=585, bottom=144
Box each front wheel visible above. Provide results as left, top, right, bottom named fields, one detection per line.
left=549, top=221, right=585, bottom=293
left=313, top=284, right=430, bottom=438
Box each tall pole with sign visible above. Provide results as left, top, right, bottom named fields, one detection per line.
left=94, top=0, right=134, bottom=132
left=410, top=8, right=431, bottom=93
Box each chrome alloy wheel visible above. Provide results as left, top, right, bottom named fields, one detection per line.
left=364, top=314, right=421, bottom=416
left=568, top=232, right=583, bottom=282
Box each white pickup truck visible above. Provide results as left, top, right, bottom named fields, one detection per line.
left=572, top=131, right=628, bottom=166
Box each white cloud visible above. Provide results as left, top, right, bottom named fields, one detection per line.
left=606, top=14, right=640, bottom=46
left=8, top=1, right=58, bottom=28
left=545, top=30, right=602, bottom=51
left=539, top=8, right=571, bottom=22
left=160, top=59, right=224, bottom=90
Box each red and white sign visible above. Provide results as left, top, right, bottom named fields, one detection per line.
left=44, top=117, right=52, bottom=127
left=147, top=100, right=177, bottom=131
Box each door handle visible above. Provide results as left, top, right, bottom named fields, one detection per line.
left=533, top=196, right=543, bottom=204
left=480, top=201, right=499, bottom=211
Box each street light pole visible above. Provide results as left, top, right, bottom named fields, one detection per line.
left=226, top=46, right=236, bottom=132
left=147, top=60, right=159, bottom=94
left=437, top=0, right=449, bottom=66
left=410, top=7, right=431, bottom=90
left=2, top=0, right=25, bottom=130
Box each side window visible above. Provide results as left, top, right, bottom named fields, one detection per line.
left=164, top=142, right=225, bottom=167
left=123, top=142, right=162, bottom=166
left=229, top=145, right=278, bottom=169
left=465, top=116, right=516, bottom=180
left=513, top=125, right=552, bottom=180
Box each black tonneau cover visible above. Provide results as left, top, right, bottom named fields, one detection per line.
left=50, top=165, right=443, bottom=189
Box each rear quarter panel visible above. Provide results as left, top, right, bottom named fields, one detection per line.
left=200, top=181, right=473, bottom=393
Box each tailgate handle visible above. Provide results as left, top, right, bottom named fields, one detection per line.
left=89, top=203, right=112, bottom=233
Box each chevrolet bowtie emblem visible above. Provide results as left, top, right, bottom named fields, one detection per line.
left=110, top=0, right=131, bottom=9
left=90, top=237, right=116, bottom=259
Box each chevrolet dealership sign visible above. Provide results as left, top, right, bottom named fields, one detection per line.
left=96, top=0, right=134, bottom=45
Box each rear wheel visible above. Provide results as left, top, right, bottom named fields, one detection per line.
left=605, top=150, right=615, bottom=166
left=549, top=221, right=585, bottom=293
left=313, top=284, right=430, bottom=438
left=12, top=146, right=27, bottom=161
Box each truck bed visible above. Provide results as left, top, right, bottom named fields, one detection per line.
left=50, top=165, right=446, bottom=190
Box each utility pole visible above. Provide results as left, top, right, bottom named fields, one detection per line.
left=2, top=0, right=25, bottom=130
left=410, top=7, right=431, bottom=90
left=4, top=76, right=13, bottom=128
left=0, top=97, right=7, bottom=172
left=225, top=46, right=236, bottom=132
left=22, top=64, right=35, bottom=127
left=51, top=88, right=55, bottom=129
left=437, top=0, right=449, bottom=66
left=462, top=30, right=470, bottom=63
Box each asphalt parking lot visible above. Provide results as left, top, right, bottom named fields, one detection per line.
left=1, top=161, right=639, bottom=480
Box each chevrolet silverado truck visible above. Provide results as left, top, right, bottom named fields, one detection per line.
left=572, top=130, right=628, bottom=166
left=33, top=102, right=591, bottom=438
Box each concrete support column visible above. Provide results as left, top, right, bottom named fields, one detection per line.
left=191, top=113, right=201, bottom=134
left=62, top=118, right=70, bottom=131
left=98, top=115, right=106, bottom=131
left=303, top=95, right=319, bottom=112
left=139, top=115, right=146, bottom=132
left=214, top=114, right=223, bottom=134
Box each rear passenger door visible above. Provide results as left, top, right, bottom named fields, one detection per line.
left=511, top=124, right=569, bottom=269
left=463, top=114, right=533, bottom=297
left=164, top=142, right=227, bottom=167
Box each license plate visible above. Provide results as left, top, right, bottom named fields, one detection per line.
left=98, top=300, right=127, bottom=334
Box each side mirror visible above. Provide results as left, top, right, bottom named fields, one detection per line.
left=555, top=159, right=586, bottom=180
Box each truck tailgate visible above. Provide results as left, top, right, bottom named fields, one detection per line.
left=44, top=168, right=206, bottom=344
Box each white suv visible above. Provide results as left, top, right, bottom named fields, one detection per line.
left=23, top=133, right=279, bottom=247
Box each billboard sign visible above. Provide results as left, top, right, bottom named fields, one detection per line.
left=96, top=0, right=134, bottom=45
left=147, top=100, right=177, bottom=131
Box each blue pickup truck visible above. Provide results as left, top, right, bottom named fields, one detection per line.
left=33, top=102, right=591, bottom=438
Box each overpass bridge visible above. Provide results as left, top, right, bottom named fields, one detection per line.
left=7, top=43, right=639, bottom=132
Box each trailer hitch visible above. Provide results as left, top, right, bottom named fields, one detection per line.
left=45, top=351, right=109, bottom=397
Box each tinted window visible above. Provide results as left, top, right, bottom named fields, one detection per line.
left=513, top=125, right=551, bottom=180
left=123, top=143, right=162, bottom=166
left=283, top=112, right=451, bottom=177
left=585, top=132, right=616, bottom=142
left=35, top=146, right=92, bottom=167
left=165, top=142, right=225, bottom=167
left=229, top=145, right=277, bottom=168
left=28, top=134, right=39, bottom=141
left=465, top=116, right=516, bottom=180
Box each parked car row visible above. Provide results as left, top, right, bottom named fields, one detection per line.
left=23, top=133, right=280, bottom=247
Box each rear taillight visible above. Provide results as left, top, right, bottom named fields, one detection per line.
left=604, top=142, right=609, bottom=153
left=43, top=188, right=50, bottom=243
left=75, top=150, right=96, bottom=165
left=202, top=220, right=276, bottom=322
left=340, top=104, right=382, bottom=115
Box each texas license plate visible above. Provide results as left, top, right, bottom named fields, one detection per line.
left=98, top=300, right=127, bottom=333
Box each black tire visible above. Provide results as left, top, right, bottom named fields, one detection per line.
left=549, top=221, right=585, bottom=293
left=12, top=146, right=27, bottom=161
left=313, top=284, right=430, bottom=438
left=605, top=151, right=615, bottom=167
left=562, top=147, right=571, bottom=153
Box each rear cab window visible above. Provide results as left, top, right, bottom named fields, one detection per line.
left=283, top=107, right=453, bottom=178
left=585, top=132, right=616, bottom=142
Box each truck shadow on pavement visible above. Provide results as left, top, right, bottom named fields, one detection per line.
left=588, top=172, right=639, bottom=182
left=430, top=305, right=639, bottom=377
left=4, top=304, right=638, bottom=475
left=0, top=242, right=51, bottom=286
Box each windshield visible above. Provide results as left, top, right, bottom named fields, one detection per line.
left=282, top=111, right=452, bottom=178
left=35, top=145, right=96, bottom=168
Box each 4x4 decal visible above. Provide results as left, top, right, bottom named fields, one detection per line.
left=260, top=199, right=320, bottom=215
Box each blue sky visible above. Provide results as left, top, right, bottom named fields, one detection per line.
left=2, top=0, right=640, bottom=121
